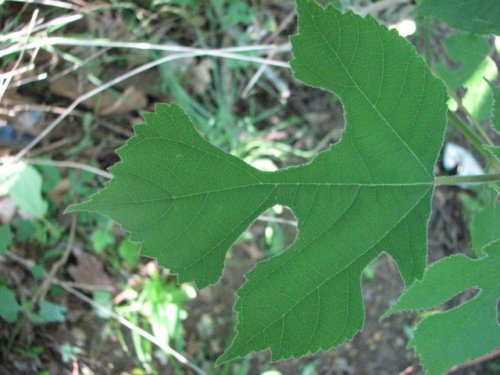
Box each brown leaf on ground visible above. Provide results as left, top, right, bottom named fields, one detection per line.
left=68, top=249, right=113, bottom=289
left=46, top=178, right=71, bottom=204
left=189, top=58, right=213, bottom=94
left=49, top=75, right=147, bottom=115
left=99, top=85, right=147, bottom=116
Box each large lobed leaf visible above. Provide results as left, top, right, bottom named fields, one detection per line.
left=417, top=0, right=500, bottom=35
left=384, top=241, right=500, bottom=375
left=67, top=0, right=448, bottom=363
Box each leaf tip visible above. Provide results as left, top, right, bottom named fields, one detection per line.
left=380, top=306, right=397, bottom=321
left=215, top=346, right=240, bottom=367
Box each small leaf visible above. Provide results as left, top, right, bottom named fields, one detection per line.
left=0, top=286, right=21, bottom=323
left=384, top=241, right=500, bottom=375
left=90, top=230, right=115, bottom=253
left=31, top=301, right=67, bottom=323
left=118, top=237, right=140, bottom=266
left=93, top=291, right=112, bottom=319
left=0, top=162, right=48, bottom=218
left=418, top=0, right=500, bottom=35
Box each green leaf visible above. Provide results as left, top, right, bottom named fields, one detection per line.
left=383, top=241, right=500, bottom=375
left=436, top=33, right=497, bottom=121
left=92, top=291, right=112, bottom=319
left=15, top=218, right=35, bottom=241
left=483, top=83, right=500, bottom=193
left=0, top=286, right=21, bottom=323
left=31, top=264, right=46, bottom=279
left=470, top=189, right=500, bottom=256
left=0, top=225, right=12, bottom=254
left=0, top=162, right=48, bottom=218
left=90, top=230, right=115, bottom=253
left=29, top=301, right=67, bottom=323
left=67, top=0, right=448, bottom=363
left=417, top=0, right=500, bottom=35
left=119, top=237, right=140, bottom=266
left=38, top=164, right=61, bottom=194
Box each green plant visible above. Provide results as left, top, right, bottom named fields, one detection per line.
left=0, top=162, right=47, bottom=219
left=115, top=270, right=194, bottom=373
left=383, top=240, right=499, bottom=375
left=57, top=0, right=498, bottom=373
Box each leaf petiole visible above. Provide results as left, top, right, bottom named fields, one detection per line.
left=447, top=111, right=499, bottom=169
left=435, top=173, right=500, bottom=186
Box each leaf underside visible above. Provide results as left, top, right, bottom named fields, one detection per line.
left=384, top=241, right=500, bottom=375
left=67, top=0, right=447, bottom=364
left=417, top=0, right=500, bottom=35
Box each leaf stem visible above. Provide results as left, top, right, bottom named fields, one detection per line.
left=447, top=111, right=498, bottom=168
left=447, top=90, right=494, bottom=146
left=435, top=173, right=500, bottom=186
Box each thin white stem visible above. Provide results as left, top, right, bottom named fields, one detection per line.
left=7, top=72, right=48, bottom=88
left=26, top=159, right=112, bottom=179
left=0, top=37, right=291, bottom=59
left=358, top=0, right=409, bottom=16
left=0, top=10, right=39, bottom=100
left=200, top=49, right=290, bottom=68
left=0, top=64, right=35, bottom=79
left=0, top=14, right=83, bottom=42
left=258, top=215, right=297, bottom=227
left=242, top=61, right=270, bottom=98
left=8, top=0, right=80, bottom=10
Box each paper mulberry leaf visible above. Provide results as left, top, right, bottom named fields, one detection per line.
left=384, top=241, right=500, bottom=375
left=67, top=0, right=448, bottom=363
left=418, top=0, right=500, bottom=35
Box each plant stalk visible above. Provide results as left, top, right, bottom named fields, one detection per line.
left=435, top=173, right=500, bottom=186
left=447, top=90, right=494, bottom=146
left=447, top=111, right=499, bottom=169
